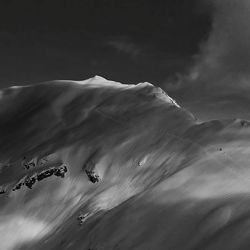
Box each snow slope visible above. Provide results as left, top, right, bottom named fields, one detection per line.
left=0, top=76, right=250, bottom=250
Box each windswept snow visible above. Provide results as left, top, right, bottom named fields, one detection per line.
left=0, top=77, right=250, bottom=249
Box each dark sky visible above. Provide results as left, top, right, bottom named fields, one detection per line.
left=2, top=0, right=250, bottom=121
left=0, top=0, right=211, bottom=86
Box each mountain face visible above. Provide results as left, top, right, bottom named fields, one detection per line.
left=0, top=76, right=250, bottom=250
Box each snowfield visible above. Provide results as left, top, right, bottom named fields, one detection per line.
left=0, top=76, right=250, bottom=249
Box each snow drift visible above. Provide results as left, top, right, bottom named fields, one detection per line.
left=0, top=76, right=250, bottom=250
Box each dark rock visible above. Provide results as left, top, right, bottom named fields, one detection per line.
left=85, top=169, right=101, bottom=183
left=0, top=189, right=6, bottom=194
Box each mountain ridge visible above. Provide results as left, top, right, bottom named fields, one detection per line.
left=0, top=77, right=250, bottom=250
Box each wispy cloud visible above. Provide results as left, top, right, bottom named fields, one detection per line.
left=105, top=37, right=143, bottom=59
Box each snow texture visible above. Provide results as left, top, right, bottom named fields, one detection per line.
left=0, top=76, right=250, bottom=249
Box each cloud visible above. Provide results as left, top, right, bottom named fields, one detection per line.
left=164, top=1, right=250, bottom=92
left=189, top=0, right=250, bottom=91
left=105, top=37, right=143, bottom=58
left=163, top=0, right=250, bottom=120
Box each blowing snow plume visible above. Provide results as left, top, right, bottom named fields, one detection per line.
left=1, top=76, right=250, bottom=249
left=166, top=0, right=250, bottom=120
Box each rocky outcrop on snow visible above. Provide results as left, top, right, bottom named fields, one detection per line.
left=12, top=165, right=68, bottom=191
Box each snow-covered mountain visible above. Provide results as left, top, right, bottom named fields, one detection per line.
left=1, top=76, right=250, bottom=250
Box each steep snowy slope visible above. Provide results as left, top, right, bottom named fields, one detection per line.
left=0, top=76, right=250, bottom=250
